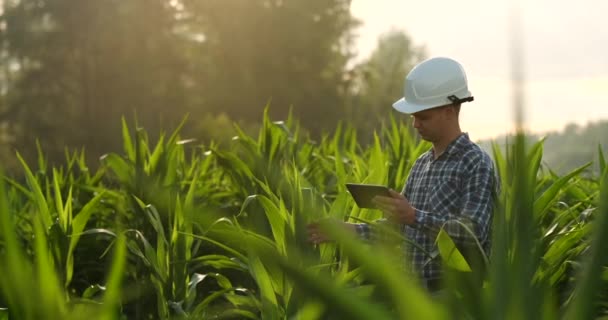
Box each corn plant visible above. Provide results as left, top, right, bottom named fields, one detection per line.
left=0, top=169, right=128, bottom=319
left=1, top=112, right=607, bottom=319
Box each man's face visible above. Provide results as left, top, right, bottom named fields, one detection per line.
left=410, top=105, right=453, bottom=142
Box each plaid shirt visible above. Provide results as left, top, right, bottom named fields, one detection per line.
left=355, top=133, right=497, bottom=289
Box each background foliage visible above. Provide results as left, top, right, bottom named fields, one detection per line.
left=0, top=0, right=426, bottom=172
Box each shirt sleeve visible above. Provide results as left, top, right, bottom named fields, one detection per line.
left=353, top=218, right=394, bottom=243
left=354, top=222, right=372, bottom=241
left=414, top=155, right=496, bottom=247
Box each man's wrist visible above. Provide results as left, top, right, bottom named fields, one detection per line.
left=410, top=207, right=421, bottom=226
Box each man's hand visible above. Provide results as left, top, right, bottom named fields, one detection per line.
left=372, top=189, right=416, bottom=225
left=306, top=220, right=356, bottom=245
left=306, top=222, right=331, bottom=244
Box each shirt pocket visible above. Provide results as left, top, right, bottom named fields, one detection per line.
left=429, top=178, right=461, bottom=214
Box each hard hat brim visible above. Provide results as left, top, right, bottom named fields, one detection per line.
left=392, top=89, right=473, bottom=115
left=392, top=98, right=434, bottom=115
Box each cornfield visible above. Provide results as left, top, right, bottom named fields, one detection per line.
left=0, top=110, right=607, bottom=319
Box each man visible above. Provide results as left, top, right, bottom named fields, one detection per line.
left=308, top=57, right=498, bottom=292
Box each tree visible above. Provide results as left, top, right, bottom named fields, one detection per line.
left=183, top=0, right=360, bottom=135
left=0, top=0, right=191, bottom=167
left=348, top=29, right=425, bottom=134
left=0, top=0, right=384, bottom=170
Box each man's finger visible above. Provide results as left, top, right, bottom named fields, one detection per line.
left=373, top=195, right=396, bottom=205
left=307, top=222, right=319, bottom=229
left=389, top=189, right=405, bottom=199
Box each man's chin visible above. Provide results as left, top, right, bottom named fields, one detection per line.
left=418, top=133, right=435, bottom=143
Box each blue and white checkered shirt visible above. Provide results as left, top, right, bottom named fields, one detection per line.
left=355, top=133, right=497, bottom=289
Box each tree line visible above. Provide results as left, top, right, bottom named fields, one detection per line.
left=478, top=120, right=608, bottom=175
left=0, top=0, right=425, bottom=172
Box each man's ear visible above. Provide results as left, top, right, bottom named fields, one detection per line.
left=447, top=104, right=460, bottom=119
left=442, top=105, right=456, bottom=119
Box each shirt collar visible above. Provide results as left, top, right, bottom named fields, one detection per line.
left=444, top=132, right=469, bottom=155
left=430, top=132, right=469, bottom=159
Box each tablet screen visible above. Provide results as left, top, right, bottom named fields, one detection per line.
left=345, top=183, right=391, bottom=209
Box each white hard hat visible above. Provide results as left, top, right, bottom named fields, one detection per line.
left=392, top=57, right=474, bottom=114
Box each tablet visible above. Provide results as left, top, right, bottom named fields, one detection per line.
left=345, top=183, right=392, bottom=209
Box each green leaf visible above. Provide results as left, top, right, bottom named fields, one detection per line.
left=190, top=255, right=243, bottom=271
left=215, top=309, right=258, bottom=319
left=564, top=171, right=608, bottom=320
left=121, top=117, right=135, bottom=161
left=168, top=112, right=188, bottom=140
left=256, top=195, right=288, bottom=254
left=147, top=133, right=165, bottom=174
left=52, top=169, right=67, bottom=232
left=82, top=284, right=106, bottom=299
left=436, top=229, right=472, bottom=272
left=189, top=233, right=249, bottom=264
left=100, top=153, right=134, bottom=186
left=17, top=153, right=52, bottom=229
left=248, top=255, right=281, bottom=319
left=0, top=308, right=8, bottom=320
left=101, top=234, right=127, bottom=320
left=185, top=273, right=209, bottom=310
left=599, top=145, right=606, bottom=174
left=492, top=141, right=507, bottom=186
left=276, top=255, right=393, bottom=320
left=33, top=218, right=67, bottom=317
left=66, top=191, right=105, bottom=286
left=289, top=301, right=325, bottom=320
left=533, top=163, right=590, bottom=219
left=527, top=138, right=545, bottom=187
left=212, top=148, right=255, bottom=183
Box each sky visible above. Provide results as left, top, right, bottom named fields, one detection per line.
left=350, top=0, right=608, bottom=141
